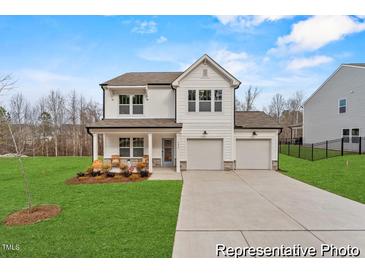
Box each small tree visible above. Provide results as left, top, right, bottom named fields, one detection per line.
left=0, top=75, right=32, bottom=212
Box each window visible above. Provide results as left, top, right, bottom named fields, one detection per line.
left=342, top=129, right=350, bottom=143
left=339, top=99, right=347, bottom=113
left=352, top=128, right=360, bottom=143
left=119, top=138, right=130, bottom=157
left=133, top=138, right=144, bottom=157
left=199, top=90, right=211, bottom=112
left=132, top=95, right=143, bottom=114
left=214, top=90, right=222, bottom=112
left=202, top=68, right=208, bottom=77
left=188, top=90, right=196, bottom=112
left=119, top=95, right=130, bottom=114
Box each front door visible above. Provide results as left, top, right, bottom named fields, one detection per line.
left=162, top=138, right=174, bottom=167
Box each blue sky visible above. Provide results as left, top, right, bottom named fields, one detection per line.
left=0, top=15, right=365, bottom=109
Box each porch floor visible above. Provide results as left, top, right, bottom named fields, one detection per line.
left=149, top=167, right=182, bottom=181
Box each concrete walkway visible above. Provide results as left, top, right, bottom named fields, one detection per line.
left=173, top=170, right=365, bottom=258
left=148, top=167, right=182, bottom=180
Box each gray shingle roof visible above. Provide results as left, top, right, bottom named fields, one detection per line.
left=86, top=119, right=182, bottom=128
left=344, top=63, right=365, bottom=68
left=101, top=72, right=183, bottom=86
left=235, top=111, right=282, bottom=129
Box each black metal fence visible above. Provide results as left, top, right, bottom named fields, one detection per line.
left=279, top=137, right=364, bottom=161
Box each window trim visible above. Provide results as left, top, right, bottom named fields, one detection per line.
left=214, top=90, right=222, bottom=112
left=119, top=95, right=130, bottom=115
left=338, top=98, right=347, bottom=114
left=198, top=89, right=212, bottom=112
left=119, top=137, right=145, bottom=158
left=188, top=90, right=196, bottom=112
left=342, top=128, right=350, bottom=143
left=132, top=94, right=144, bottom=115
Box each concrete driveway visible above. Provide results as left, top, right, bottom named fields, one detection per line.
left=173, top=170, right=365, bottom=258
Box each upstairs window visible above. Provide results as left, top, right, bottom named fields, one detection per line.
left=133, top=138, right=144, bottom=157
left=132, top=95, right=143, bottom=114
left=119, top=95, right=130, bottom=114
left=119, top=138, right=130, bottom=157
left=342, top=129, right=350, bottom=143
left=339, top=99, right=347, bottom=113
left=188, top=90, right=196, bottom=112
left=214, top=90, right=222, bottom=112
left=199, top=90, right=211, bottom=112
left=352, top=128, right=360, bottom=143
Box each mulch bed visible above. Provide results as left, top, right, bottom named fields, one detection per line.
left=65, top=175, right=150, bottom=185
left=4, top=204, right=61, bottom=226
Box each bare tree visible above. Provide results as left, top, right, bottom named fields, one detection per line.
left=286, top=91, right=304, bottom=124
left=242, top=86, right=260, bottom=111
left=0, top=75, right=32, bottom=212
left=268, top=93, right=286, bottom=123
left=66, top=90, right=79, bottom=156
left=46, top=90, right=65, bottom=157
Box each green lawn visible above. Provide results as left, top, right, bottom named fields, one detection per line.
left=0, top=157, right=182, bottom=258
left=279, top=154, right=365, bottom=204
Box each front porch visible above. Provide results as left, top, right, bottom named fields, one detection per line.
left=89, top=127, right=181, bottom=173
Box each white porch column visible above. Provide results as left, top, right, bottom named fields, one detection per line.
left=176, top=133, right=180, bottom=173
left=148, top=133, right=153, bottom=173
left=93, top=133, right=98, bottom=161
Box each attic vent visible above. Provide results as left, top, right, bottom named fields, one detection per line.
left=202, top=68, right=208, bottom=77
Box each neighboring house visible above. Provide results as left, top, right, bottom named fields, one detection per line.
left=303, top=64, right=365, bottom=145
left=86, top=54, right=282, bottom=172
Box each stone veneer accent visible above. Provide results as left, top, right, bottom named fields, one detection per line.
left=272, top=160, right=278, bottom=170
left=152, top=158, right=161, bottom=167
left=224, top=161, right=234, bottom=171
left=180, top=161, right=187, bottom=171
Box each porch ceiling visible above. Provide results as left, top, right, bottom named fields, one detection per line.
left=87, top=118, right=182, bottom=129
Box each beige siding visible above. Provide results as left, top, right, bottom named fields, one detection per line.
left=304, top=66, right=365, bottom=143
left=176, top=62, right=235, bottom=161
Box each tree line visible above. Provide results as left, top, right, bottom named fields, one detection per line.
left=235, top=86, right=304, bottom=139
left=0, top=75, right=102, bottom=157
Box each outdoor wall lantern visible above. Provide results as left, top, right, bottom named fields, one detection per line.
left=252, top=131, right=257, bottom=136
left=203, top=130, right=208, bottom=135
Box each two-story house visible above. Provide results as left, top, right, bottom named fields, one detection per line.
left=86, top=54, right=281, bottom=172
left=303, top=64, right=365, bottom=145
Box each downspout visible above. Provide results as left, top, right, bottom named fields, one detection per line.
left=171, top=84, right=177, bottom=123
left=99, top=84, right=106, bottom=120
left=277, top=127, right=283, bottom=170
left=86, top=127, right=93, bottom=163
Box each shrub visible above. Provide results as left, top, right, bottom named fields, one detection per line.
left=123, top=170, right=131, bottom=177
left=129, top=173, right=140, bottom=181
left=85, top=166, right=93, bottom=175
left=102, top=163, right=111, bottom=173
left=91, top=171, right=101, bottom=177
left=137, top=162, right=146, bottom=171
left=140, top=170, right=149, bottom=177
left=106, top=172, right=115, bottom=177
left=120, top=163, right=128, bottom=171
left=77, top=172, right=85, bottom=178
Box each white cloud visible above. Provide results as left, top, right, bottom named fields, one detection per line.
left=287, top=55, right=333, bottom=70
left=212, top=49, right=255, bottom=75
left=215, top=15, right=291, bottom=30
left=273, top=16, right=365, bottom=53
left=132, top=20, right=157, bottom=34
left=156, top=36, right=167, bottom=44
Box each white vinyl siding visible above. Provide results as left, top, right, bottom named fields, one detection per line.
left=304, top=66, right=365, bottom=143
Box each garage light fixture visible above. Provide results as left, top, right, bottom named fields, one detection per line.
left=252, top=131, right=257, bottom=136
left=203, top=130, right=208, bottom=135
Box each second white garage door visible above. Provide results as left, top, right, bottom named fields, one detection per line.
left=187, top=139, right=223, bottom=170
left=236, top=139, right=271, bottom=169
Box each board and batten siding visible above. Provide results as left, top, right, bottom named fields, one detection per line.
left=104, top=86, right=175, bottom=119
left=304, top=66, right=365, bottom=143
left=176, top=62, right=235, bottom=161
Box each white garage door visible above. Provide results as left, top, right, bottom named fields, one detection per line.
left=236, top=139, right=271, bottom=169
left=187, top=139, right=223, bottom=170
